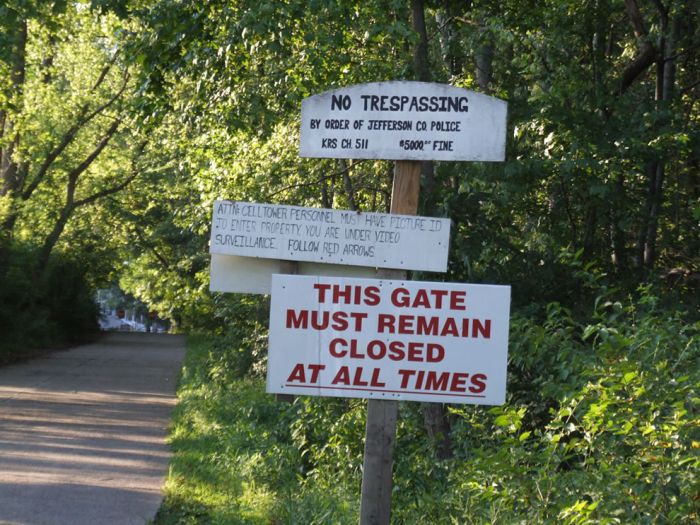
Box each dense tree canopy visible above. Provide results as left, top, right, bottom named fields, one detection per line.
left=100, top=0, right=698, bottom=324
left=3, top=0, right=696, bottom=324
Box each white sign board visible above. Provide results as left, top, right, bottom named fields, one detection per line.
left=209, top=200, right=451, bottom=272
left=209, top=254, right=377, bottom=295
left=300, top=81, right=507, bottom=161
left=267, top=275, right=511, bottom=405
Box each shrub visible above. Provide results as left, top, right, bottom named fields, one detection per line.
left=0, top=241, right=99, bottom=361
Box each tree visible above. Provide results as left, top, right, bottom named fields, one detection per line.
left=0, top=1, right=146, bottom=276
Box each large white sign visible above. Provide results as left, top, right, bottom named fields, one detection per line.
left=210, top=200, right=451, bottom=272
left=300, top=81, right=507, bottom=161
left=267, top=275, right=511, bottom=405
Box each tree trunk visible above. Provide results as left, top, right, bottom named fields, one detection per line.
left=410, top=0, right=454, bottom=460
left=609, top=173, right=627, bottom=271
left=475, top=17, right=494, bottom=93
left=641, top=11, right=678, bottom=269
left=411, top=0, right=431, bottom=83
left=37, top=206, right=73, bottom=274
left=339, top=159, right=357, bottom=211
left=1, top=19, right=27, bottom=202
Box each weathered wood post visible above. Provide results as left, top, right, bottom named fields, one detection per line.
left=360, top=160, right=421, bottom=524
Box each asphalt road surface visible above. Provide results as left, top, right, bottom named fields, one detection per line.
left=0, top=332, right=185, bottom=525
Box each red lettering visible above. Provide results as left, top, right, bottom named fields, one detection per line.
left=332, top=366, right=350, bottom=385
left=391, top=287, right=410, bottom=307
left=469, top=373, right=487, bottom=393
left=407, top=342, right=424, bottom=361
left=398, top=369, right=415, bottom=388
left=365, top=285, right=381, bottom=306
left=350, top=340, right=365, bottom=358
left=425, top=371, right=450, bottom=390
left=415, top=370, right=425, bottom=389
left=308, top=364, right=325, bottom=383
left=310, top=311, right=328, bottom=330
left=398, top=314, right=414, bottom=334
left=370, top=368, right=385, bottom=387
left=416, top=315, right=439, bottom=335
left=440, top=317, right=459, bottom=336
left=330, top=311, right=348, bottom=331
left=323, top=284, right=382, bottom=305
left=426, top=343, right=444, bottom=362
left=413, top=289, right=431, bottom=308
left=287, top=310, right=368, bottom=332
left=327, top=340, right=445, bottom=363
left=352, top=367, right=368, bottom=386
left=332, top=285, right=352, bottom=304
left=472, top=319, right=491, bottom=339
left=313, top=283, right=331, bottom=302
left=329, top=338, right=348, bottom=358
left=286, top=309, right=308, bottom=329
left=377, top=313, right=395, bottom=333
left=348, top=312, right=368, bottom=331
left=450, top=291, right=467, bottom=310
left=389, top=286, right=468, bottom=310
left=450, top=372, right=468, bottom=392
left=430, top=289, right=448, bottom=308
left=287, top=364, right=325, bottom=384
left=366, top=340, right=386, bottom=359
left=398, top=369, right=480, bottom=393
left=353, top=286, right=362, bottom=305
left=388, top=341, right=406, bottom=360
left=287, top=363, right=306, bottom=383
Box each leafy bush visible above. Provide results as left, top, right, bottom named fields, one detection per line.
left=391, top=286, right=699, bottom=524
left=156, top=334, right=361, bottom=524
left=0, top=241, right=99, bottom=361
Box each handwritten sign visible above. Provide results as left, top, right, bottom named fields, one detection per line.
left=267, top=275, right=511, bottom=405
left=300, top=81, right=507, bottom=161
left=209, top=200, right=451, bottom=272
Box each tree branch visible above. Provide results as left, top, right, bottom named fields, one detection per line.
left=624, top=0, right=648, bottom=39
left=680, top=78, right=700, bottom=95
left=264, top=159, right=370, bottom=201
left=618, top=43, right=657, bottom=95
left=134, top=228, right=172, bottom=271
left=21, top=70, right=130, bottom=200
left=90, top=52, right=119, bottom=92
left=650, top=0, right=668, bottom=18
left=65, top=119, right=121, bottom=183
left=72, top=139, right=146, bottom=208
left=617, top=0, right=658, bottom=95
left=36, top=138, right=145, bottom=273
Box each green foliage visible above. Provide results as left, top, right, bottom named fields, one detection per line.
left=0, top=240, right=99, bottom=360
left=155, top=333, right=361, bottom=525
left=158, top=286, right=698, bottom=524
left=429, top=287, right=699, bottom=524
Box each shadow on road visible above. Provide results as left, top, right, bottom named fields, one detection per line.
left=0, top=332, right=185, bottom=525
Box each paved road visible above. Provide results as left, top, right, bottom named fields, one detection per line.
left=0, top=332, right=185, bottom=525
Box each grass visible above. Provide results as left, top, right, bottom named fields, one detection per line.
left=153, top=334, right=361, bottom=524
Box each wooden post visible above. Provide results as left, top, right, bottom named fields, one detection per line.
left=360, top=160, right=422, bottom=525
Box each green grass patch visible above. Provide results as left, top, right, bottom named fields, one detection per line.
left=154, top=333, right=362, bottom=524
